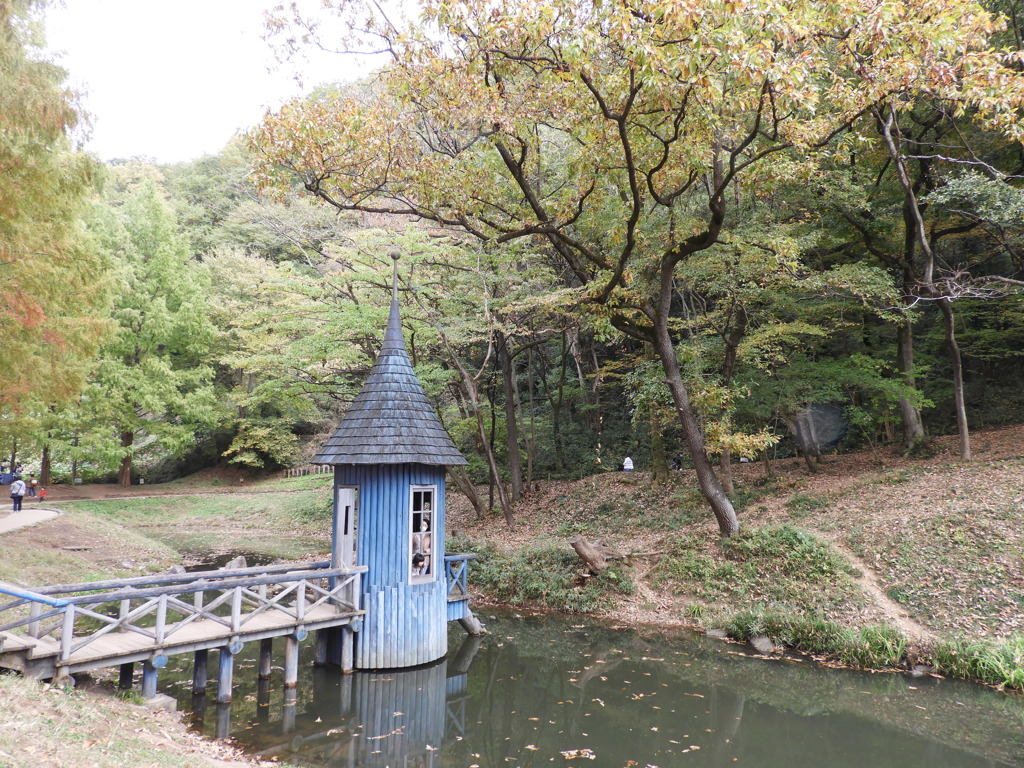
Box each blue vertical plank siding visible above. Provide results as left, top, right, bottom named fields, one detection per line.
left=351, top=663, right=447, bottom=766
left=337, top=463, right=449, bottom=669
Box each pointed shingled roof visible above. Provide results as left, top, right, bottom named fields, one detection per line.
left=311, top=253, right=468, bottom=467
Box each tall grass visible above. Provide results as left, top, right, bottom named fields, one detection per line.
left=724, top=610, right=908, bottom=669
left=932, top=636, right=1024, bottom=690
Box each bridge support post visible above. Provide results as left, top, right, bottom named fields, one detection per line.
left=118, top=662, right=134, bottom=690
left=258, top=638, right=273, bottom=680
left=340, top=625, right=354, bottom=674
left=217, top=646, right=235, bottom=703
left=256, top=678, right=271, bottom=724
left=314, top=629, right=328, bottom=666
left=215, top=702, right=232, bottom=739
left=282, top=688, right=298, bottom=734
left=141, top=660, right=159, bottom=700
left=284, top=634, right=299, bottom=688
left=193, top=649, right=208, bottom=694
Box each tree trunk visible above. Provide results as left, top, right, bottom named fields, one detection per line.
left=40, top=445, right=51, bottom=486
left=118, top=430, right=134, bottom=488
left=938, top=297, right=971, bottom=460
left=649, top=401, right=669, bottom=484
left=448, top=467, right=487, bottom=519
left=9, top=438, right=16, bottom=472
left=497, top=332, right=524, bottom=501
left=525, top=347, right=536, bottom=488
left=652, top=316, right=740, bottom=536
left=895, top=316, right=926, bottom=448
left=551, top=333, right=569, bottom=472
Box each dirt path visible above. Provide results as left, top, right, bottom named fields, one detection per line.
left=0, top=507, right=60, bottom=534
left=819, top=535, right=935, bottom=642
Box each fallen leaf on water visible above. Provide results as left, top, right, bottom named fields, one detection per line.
left=560, top=748, right=597, bottom=760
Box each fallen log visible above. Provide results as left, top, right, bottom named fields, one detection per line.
left=569, top=535, right=626, bottom=574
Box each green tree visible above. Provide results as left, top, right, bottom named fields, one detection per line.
left=86, top=181, right=217, bottom=486
left=253, top=0, right=1024, bottom=534
left=0, top=0, right=109, bottom=415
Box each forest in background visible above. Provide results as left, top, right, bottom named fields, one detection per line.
left=4, top=0, right=1024, bottom=533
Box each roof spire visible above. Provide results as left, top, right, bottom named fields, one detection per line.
left=389, top=248, right=400, bottom=303
left=310, top=247, right=467, bottom=467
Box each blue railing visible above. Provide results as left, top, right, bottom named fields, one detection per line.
left=443, top=553, right=476, bottom=600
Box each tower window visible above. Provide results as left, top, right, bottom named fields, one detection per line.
left=410, top=486, right=435, bottom=581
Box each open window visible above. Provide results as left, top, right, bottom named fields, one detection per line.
left=409, top=485, right=435, bottom=582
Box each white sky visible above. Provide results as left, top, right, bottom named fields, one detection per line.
left=44, top=0, right=370, bottom=164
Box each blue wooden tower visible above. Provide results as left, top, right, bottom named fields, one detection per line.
left=311, top=252, right=471, bottom=669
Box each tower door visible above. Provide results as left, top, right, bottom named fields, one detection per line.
left=333, top=485, right=358, bottom=569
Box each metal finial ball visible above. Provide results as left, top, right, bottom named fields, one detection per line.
left=389, top=249, right=401, bottom=261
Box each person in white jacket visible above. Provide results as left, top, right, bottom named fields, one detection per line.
left=9, top=476, right=26, bottom=512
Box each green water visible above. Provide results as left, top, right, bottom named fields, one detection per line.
left=163, top=612, right=1024, bottom=767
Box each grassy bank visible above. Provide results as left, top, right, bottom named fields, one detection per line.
left=447, top=425, right=1024, bottom=691
left=0, top=476, right=330, bottom=768
left=0, top=674, right=268, bottom=768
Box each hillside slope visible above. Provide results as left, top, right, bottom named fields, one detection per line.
left=448, top=425, right=1024, bottom=649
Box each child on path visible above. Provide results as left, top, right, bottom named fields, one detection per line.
left=38, top=488, right=47, bottom=503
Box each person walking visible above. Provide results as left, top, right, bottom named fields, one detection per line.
left=623, top=456, right=634, bottom=472
left=27, top=474, right=37, bottom=497
left=9, top=476, right=26, bottom=512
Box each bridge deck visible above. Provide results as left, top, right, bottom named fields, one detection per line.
left=0, top=604, right=362, bottom=675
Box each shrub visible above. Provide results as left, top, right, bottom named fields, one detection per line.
left=455, top=541, right=634, bottom=613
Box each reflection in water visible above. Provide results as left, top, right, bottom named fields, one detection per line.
left=168, top=612, right=1024, bottom=767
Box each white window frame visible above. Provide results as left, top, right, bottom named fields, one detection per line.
left=409, top=485, right=436, bottom=583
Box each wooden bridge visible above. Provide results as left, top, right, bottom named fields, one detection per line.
left=0, top=560, right=365, bottom=701
left=0, top=553, right=478, bottom=702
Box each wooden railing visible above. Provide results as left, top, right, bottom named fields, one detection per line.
left=281, top=464, right=332, bottom=478
left=0, top=561, right=365, bottom=663
left=443, top=553, right=476, bottom=600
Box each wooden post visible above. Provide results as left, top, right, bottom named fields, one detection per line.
left=193, top=649, right=209, bottom=694
left=28, top=602, right=40, bottom=638
left=258, top=638, right=273, bottom=680
left=340, top=625, right=354, bottom=674
left=155, top=594, right=168, bottom=644
left=231, top=587, right=242, bottom=632
left=215, top=702, right=232, bottom=740
left=314, top=629, right=328, bottom=666
left=118, top=662, right=134, bottom=690
left=284, top=634, right=299, bottom=689
left=60, top=605, right=75, bottom=661
left=256, top=678, right=271, bottom=724
left=217, top=646, right=235, bottom=704
left=282, top=688, right=297, bottom=734
left=295, top=582, right=306, bottom=621
left=141, top=659, right=159, bottom=700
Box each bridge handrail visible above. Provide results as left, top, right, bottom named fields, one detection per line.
left=0, top=565, right=367, bottom=663
left=0, top=582, right=69, bottom=607
left=23, top=560, right=333, bottom=596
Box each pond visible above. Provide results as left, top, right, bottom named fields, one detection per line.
left=158, top=611, right=1024, bottom=767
